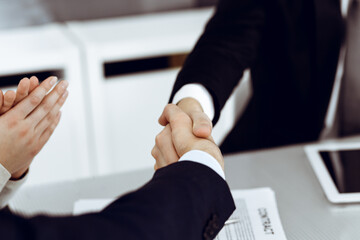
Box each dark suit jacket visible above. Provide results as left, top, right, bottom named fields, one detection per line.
left=170, top=0, right=345, bottom=153
left=0, top=162, right=235, bottom=240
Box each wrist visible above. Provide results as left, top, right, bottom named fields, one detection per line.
left=177, top=97, right=204, bottom=113
left=184, top=141, right=224, bottom=171
left=179, top=150, right=225, bottom=179
left=11, top=168, right=29, bottom=180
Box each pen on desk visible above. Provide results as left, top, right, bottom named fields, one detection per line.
left=224, top=219, right=241, bottom=225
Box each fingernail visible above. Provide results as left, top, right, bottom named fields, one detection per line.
left=61, top=80, right=69, bottom=89
left=62, top=90, right=68, bottom=98
left=50, top=77, right=57, bottom=86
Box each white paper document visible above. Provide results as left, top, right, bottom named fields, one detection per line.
left=215, top=188, right=287, bottom=240
left=73, top=188, right=287, bottom=240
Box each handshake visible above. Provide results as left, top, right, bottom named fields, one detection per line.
left=0, top=77, right=233, bottom=240
left=152, top=98, right=224, bottom=173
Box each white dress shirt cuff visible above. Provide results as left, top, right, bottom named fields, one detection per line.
left=172, top=83, right=215, bottom=121
left=0, top=163, right=28, bottom=208
left=179, top=150, right=225, bottom=180
left=0, top=163, right=11, bottom=193
left=0, top=178, right=28, bottom=209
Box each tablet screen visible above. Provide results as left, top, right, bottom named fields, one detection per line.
left=320, top=149, right=360, bottom=193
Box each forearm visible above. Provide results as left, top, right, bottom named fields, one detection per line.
left=103, top=161, right=234, bottom=239
left=0, top=162, right=234, bottom=240
left=170, top=0, right=264, bottom=124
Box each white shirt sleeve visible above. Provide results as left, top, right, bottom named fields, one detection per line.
left=179, top=150, right=225, bottom=180
left=341, top=0, right=351, bottom=17
left=172, top=83, right=215, bottom=121
left=0, top=163, right=28, bottom=209
left=0, top=163, right=11, bottom=193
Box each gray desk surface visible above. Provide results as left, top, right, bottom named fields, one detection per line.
left=10, top=142, right=360, bottom=240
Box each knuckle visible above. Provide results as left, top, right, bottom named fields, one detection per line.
left=164, top=103, right=175, bottom=113
left=51, top=122, right=58, bottom=130
left=151, top=147, right=158, bottom=158
left=30, top=94, right=43, bottom=106
left=43, top=114, right=54, bottom=125
left=46, top=113, right=54, bottom=122
left=58, top=96, right=66, bottom=105
left=42, top=101, right=52, bottom=112
left=47, top=123, right=57, bottom=134
left=56, top=85, right=64, bottom=94
left=155, top=133, right=162, bottom=146
left=30, top=146, right=41, bottom=157
left=165, top=103, right=174, bottom=110
left=55, top=115, right=61, bottom=125
left=30, top=150, right=37, bottom=158
left=7, top=116, right=18, bottom=128
left=18, top=126, right=30, bottom=138
left=26, top=138, right=34, bottom=148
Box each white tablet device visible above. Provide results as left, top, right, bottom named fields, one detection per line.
left=305, top=142, right=360, bottom=203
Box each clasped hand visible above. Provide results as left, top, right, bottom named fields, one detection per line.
left=152, top=103, right=224, bottom=171
left=0, top=77, right=68, bottom=179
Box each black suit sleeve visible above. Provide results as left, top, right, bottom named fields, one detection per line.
left=0, top=161, right=235, bottom=240
left=170, top=0, right=264, bottom=124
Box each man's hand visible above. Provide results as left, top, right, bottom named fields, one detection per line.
left=0, top=76, right=68, bottom=179
left=152, top=124, right=180, bottom=170
left=176, top=97, right=213, bottom=138
left=152, top=104, right=224, bottom=171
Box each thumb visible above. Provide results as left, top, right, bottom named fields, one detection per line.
left=176, top=97, right=212, bottom=138
left=188, top=111, right=212, bottom=138
left=177, top=98, right=212, bottom=138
